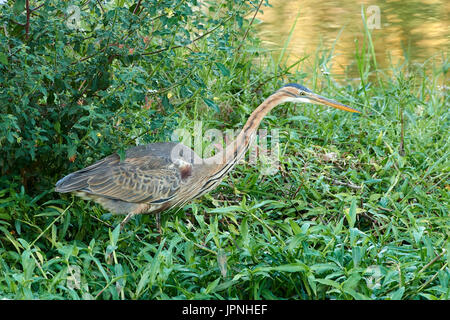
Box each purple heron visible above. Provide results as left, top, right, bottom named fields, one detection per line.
left=55, top=84, right=360, bottom=229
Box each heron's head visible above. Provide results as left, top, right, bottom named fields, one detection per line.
left=278, top=83, right=360, bottom=113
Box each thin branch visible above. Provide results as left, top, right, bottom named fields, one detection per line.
left=25, top=0, right=30, bottom=40
left=176, top=222, right=217, bottom=255
left=141, top=14, right=234, bottom=56
left=7, top=19, right=26, bottom=27
left=31, top=3, right=45, bottom=12
left=385, top=248, right=447, bottom=297
left=132, top=0, right=142, bottom=15
left=236, top=0, right=264, bottom=53
left=30, top=200, right=74, bottom=247
left=322, top=175, right=363, bottom=190
left=416, top=263, right=448, bottom=293
left=3, top=24, right=11, bottom=54
left=417, top=248, right=447, bottom=274
left=399, top=108, right=405, bottom=156
left=96, top=0, right=105, bottom=14
left=89, top=213, right=114, bottom=229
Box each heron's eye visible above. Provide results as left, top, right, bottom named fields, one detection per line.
left=299, top=91, right=305, bottom=96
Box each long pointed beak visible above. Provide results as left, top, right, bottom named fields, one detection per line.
left=305, top=92, right=361, bottom=113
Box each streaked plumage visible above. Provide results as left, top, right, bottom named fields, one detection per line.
left=55, top=84, right=360, bottom=228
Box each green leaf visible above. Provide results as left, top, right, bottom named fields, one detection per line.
left=363, top=179, right=382, bottom=185
left=310, top=263, right=340, bottom=274
left=0, top=52, right=8, bottom=65
left=205, top=277, right=221, bottom=294
left=91, top=256, right=110, bottom=283
left=215, top=62, right=230, bottom=76
left=314, top=278, right=341, bottom=290
left=203, top=98, right=220, bottom=113
left=447, top=242, right=450, bottom=267
left=343, top=288, right=371, bottom=300
left=240, top=217, right=248, bottom=247
left=117, top=147, right=126, bottom=162
left=209, top=206, right=243, bottom=214
left=287, top=115, right=310, bottom=122
left=288, top=219, right=302, bottom=235
left=13, top=0, right=25, bottom=15
left=287, top=233, right=305, bottom=251
left=390, top=287, right=405, bottom=300
left=345, top=198, right=357, bottom=228
left=135, top=238, right=166, bottom=298
left=110, top=224, right=121, bottom=246
left=67, top=144, right=77, bottom=159
left=342, top=273, right=361, bottom=291
left=271, top=263, right=308, bottom=273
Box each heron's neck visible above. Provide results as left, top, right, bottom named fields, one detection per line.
left=206, top=92, right=285, bottom=169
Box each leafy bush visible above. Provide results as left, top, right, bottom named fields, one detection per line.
left=0, top=0, right=254, bottom=193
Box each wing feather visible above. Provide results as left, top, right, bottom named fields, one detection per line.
left=56, top=153, right=183, bottom=204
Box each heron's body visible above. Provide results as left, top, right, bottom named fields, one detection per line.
left=55, top=84, right=360, bottom=227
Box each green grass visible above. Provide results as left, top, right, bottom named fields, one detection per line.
left=0, top=20, right=449, bottom=299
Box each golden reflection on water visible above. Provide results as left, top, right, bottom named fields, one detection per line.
left=256, top=0, right=449, bottom=81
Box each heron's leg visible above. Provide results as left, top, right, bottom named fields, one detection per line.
left=156, top=212, right=161, bottom=234
left=120, top=212, right=136, bottom=230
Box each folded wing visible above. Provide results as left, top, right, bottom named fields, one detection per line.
left=55, top=153, right=181, bottom=204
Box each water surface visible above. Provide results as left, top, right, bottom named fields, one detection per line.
left=256, top=0, right=449, bottom=81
